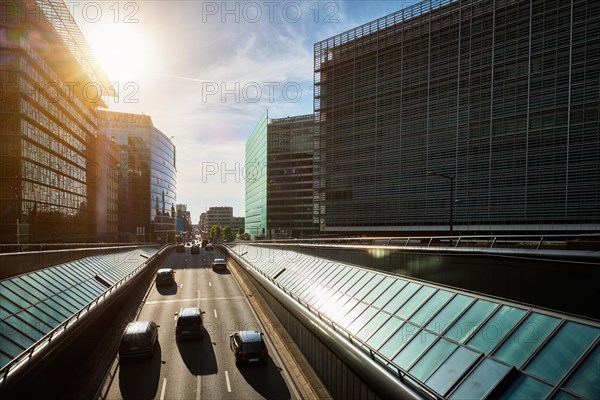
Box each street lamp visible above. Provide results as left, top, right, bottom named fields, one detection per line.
left=427, top=171, right=455, bottom=235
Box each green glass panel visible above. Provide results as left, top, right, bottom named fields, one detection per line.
left=396, top=285, right=436, bottom=320
left=347, top=305, right=378, bottom=334
left=373, top=280, right=410, bottom=309
left=0, top=322, right=27, bottom=355
left=499, top=374, right=552, bottom=399
left=341, top=302, right=368, bottom=331
left=356, top=311, right=391, bottom=341
left=552, top=391, right=580, bottom=400
left=563, top=344, right=600, bottom=398
left=410, top=290, right=453, bottom=327
left=368, top=316, right=403, bottom=350
left=493, top=312, right=560, bottom=367
left=426, top=294, right=474, bottom=335
left=393, top=328, right=437, bottom=369
left=449, top=357, right=511, bottom=399
left=409, top=338, right=457, bottom=381
left=379, top=322, right=420, bottom=360
left=363, top=276, right=397, bottom=304
left=382, top=282, right=421, bottom=314
left=446, top=299, right=498, bottom=343
left=468, top=305, right=527, bottom=354
left=3, top=316, right=39, bottom=346
left=525, top=321, right=598, bottom=384
left=354, top=274, right=383, bottom=299
left=426, top=346, right=480, bottom=396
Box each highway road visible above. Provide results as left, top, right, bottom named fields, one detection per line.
left=103, top=244, right=294, bottom=400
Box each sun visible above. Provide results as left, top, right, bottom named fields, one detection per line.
left=87, top=22, right=155, bottom=84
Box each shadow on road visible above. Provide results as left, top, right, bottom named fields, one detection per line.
left=177, top=331, right=218, bottom=375
left=237, top=356, right=291, bottom=400
left=118, top=343, right=162, bottom=399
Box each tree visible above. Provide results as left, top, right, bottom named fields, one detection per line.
left=223, top=226, right=235, bottom=242
left=210, top=224, right=221, bottom=241
left=238, top=226, right=245, bottom=236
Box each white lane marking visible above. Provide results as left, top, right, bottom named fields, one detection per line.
left=196, top=375, right=202, bottom=400
left=209, top=282, right=212, bottom=287
left=160, top=378, right=167, bottom=400
left=214, top=309, right=218, bottom=319
left=224, top=370, right=232, bottom=392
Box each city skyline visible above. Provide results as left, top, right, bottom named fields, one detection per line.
left=73, top=0, right=413, bottom=221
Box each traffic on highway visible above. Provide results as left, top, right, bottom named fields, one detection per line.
left=102, top=242, right=294, bottom=399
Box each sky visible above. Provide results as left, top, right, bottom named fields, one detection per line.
left=72, top=0, right=415, bottom=222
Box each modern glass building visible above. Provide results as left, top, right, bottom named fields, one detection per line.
left=268, top=114, right=318, bottom=238
left=98, top=111, right=176, bottom=242
left=314, top=0, right=600, bottom=235
left=0, top=0, right=112, bottom=244
left=245, top=111, right=269, bottom=238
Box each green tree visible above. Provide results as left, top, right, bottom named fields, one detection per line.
left=223, top=226, right=235, bottom=241
left=237, top=226, right=245, bottom=236
left=210, top=224, right=221, bottom=241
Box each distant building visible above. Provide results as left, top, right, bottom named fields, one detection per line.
left=314, top=0, right=600, bottom=235
left=98, top=111, right=176, bottom=242
left=267, top=114, right=318, bottom=238
left=0, top=0, right=112, bottom=244
left=202, top=207, right=244, bottom=233
left=245, top=111, right=268, bottom=238
left=90, top=133, right=119, bottom=241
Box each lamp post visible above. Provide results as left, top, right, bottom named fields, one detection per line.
left=427, top=171, right=455, bottom=235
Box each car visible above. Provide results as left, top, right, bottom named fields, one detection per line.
left=201, top=239, right=208, bottom=247
left=212, top=258, right=227, bottom=271
left=175, top=243, right=185, bottom=252
left=119, top=320, right=159, bottom=360
left=175, top=307, right=205, bottom=340
left=229, top=330, right=268, bottom=366
left=191, top=243, right=200, bottom=254
left=205, top=243, right=213, bottom=251
left=156, top=268, right=175, bottom=286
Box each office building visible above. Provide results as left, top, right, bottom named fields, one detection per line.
left=314, top=0, right=600, bottom=235
left=0, top=0, right=112, bottom=244
left=267, top=114, right=318, bottom=238
left=245, top=111, right=268, bottom=238
left=98, top=110, right=176, bottom=242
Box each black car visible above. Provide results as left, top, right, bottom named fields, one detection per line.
left=119, top=320, right=159, bottom=360
left=175, top=307, right=205, bottom=340
left=156, top=268, right=175, bottom=286
left=212, top=258, right=227, bottom=272
left=176, top=243, right=185, bottom=253
left=191, top=243, right=200, bottom=254
left=229, top=330, right=268, bottom=365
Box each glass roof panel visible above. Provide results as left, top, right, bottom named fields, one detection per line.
left=449, top=357, right=512, bottom=399
left=363, top=276, right=397, bottom=304
left=425, top=346, right=480, bottom=396
left=396, top=285, right=436, bottom=320
left=467, top=305, right=527, bottom=354
left=347, top=305, right=378, bottom=334
left=563, top=344, right=600, bottom=399
left=339, top=270, right=366, bottom=294
left=446, top=299, right=498, bottom=344
left=425, top=293, right=474, bottom=335
left=393, top=328, right=437, bottom=369
left=353, top=273, right=383, bottom=299
left=379, top=321, right=421, bottom=360
left=374, top=280, right=413, bottom=310
left=368, top=316, right=404, bottom=351
left=524, top=321, right=599, bottom=384
left=499, top=374, right=552, bottom=399
left=409, top=338, right=457, bottom=382
left=409, top=289, right=453, bottom=327
left=340, top=302, right=369, bottom=331
left=356, top=311, right=392, bottom=342
left=493, top=312, right=561, bottom=367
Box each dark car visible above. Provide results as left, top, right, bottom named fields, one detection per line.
left=212, top=258, right=227, bottom=272
left=176, top=243, right=185, bottom=253
left=119, top=320, right=159, bottom=360
left=205, top=243, right=213, bottom=251
left=201, top=239, right=208, bottom=247
left=191, top=243, right=200, bottom=254
left=229, top=330, right=268, bottom=365
left=175, top=307, right=205, bottom=340
left=156, top=268, right=175, bottom=286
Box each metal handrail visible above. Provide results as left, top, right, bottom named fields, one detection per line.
left=0, top=245, right=170, bottom=383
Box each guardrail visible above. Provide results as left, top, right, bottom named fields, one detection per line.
left=0, top=244, right=171, bottom=385
left=251, top=233, right=600, bottom=251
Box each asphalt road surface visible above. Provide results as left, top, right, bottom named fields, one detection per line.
left=103, top=245, right=294, bottom=400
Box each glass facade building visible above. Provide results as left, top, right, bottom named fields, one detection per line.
left=267, top=115, right=318, bottom=238
left=0, top=0, right=112, bottom=244
left=245, top=111, right=268, bottom=238
left=98, top=111, right=176, bottom=242
left=314, top=0, right=600, bottom=234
